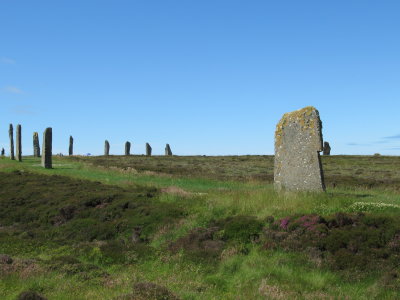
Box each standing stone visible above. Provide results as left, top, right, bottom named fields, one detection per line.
left=33, top=132, right=40, bottom=157
left=146, top=143, right=152, bottom=156
left=69, top=136, right=73, bottom=156
left=41, top=127, right=52, bottom=169
left=9, top=124, right=15, bottom=160
left=165, top=144, right=172, bottom=156
left=104, top=140, right=110, bottom=156
left=1, top=148, right=4, bottom=156
left=16, top=124, right=22, bottom=161
left=274, top=106, right=325, bottom=192
left=323, top=142, right=331, bottom=156
left=125, top=141, right=131, bottom=155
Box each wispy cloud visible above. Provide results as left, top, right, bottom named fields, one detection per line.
left=11, top=105, right=35, bottom=115
left=3, top=86, right=24, bottom=94
left=383, top=134, right=400, bottom=140
left=373, top=140, right=390, bottom=144
left=347, top=142, right=372, bottom=146
left=1, top=57, right=15, bottom=64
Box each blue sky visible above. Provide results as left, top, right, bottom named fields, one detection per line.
left=1, top=1, right=400, bottom=155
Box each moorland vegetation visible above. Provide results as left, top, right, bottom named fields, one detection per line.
left=1, top=155, right=400, bottom=299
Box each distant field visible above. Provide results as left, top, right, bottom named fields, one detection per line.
left=72, top=154, right=400, bottom=190
left=1, top=155, right=400, bottom=299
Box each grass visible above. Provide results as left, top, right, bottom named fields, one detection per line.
left=1, top=155, right=400, bottom=299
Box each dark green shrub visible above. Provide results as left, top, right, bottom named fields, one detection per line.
left=116, top=282, right=180, bottom=300
left=46, top=255, right=106, bottom=279
left=169, top=227, right=225, bottom=262
left=16, top=291, right=47, bottom=300
left=265, top=213, right=400, bottom=273
left=214, top=216, right=263, bottom=244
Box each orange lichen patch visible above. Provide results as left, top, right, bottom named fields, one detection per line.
left=275, top=106, right=321, bottom=148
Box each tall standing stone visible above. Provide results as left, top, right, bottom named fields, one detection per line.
left=104, top=140, right=110, bottom=156
left=69, top=136, right=73, bottom=156
left=1, top=148, right=4, bottom=156
left=323, top=142, right=331, bottom=156
left=125, top=142, right=131, bottom=155
left=274, top=106, right=325, bottom=192
left=146, top=143, right=152, bottom=156
left=41, top=127, right=52, bottom=169
left=16, top=124, right=22, bottom=161
left=9, top=124, right=15, bottom=160
left=165, top=144, right=172, bottom=156
left=33, top=132, right=40, bottom=157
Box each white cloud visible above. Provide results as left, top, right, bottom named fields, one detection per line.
left=3, top=86, right=24, bottom=94
left=1, top=57, right=15, bottom=64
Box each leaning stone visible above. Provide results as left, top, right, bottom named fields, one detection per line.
left=69, top=136, right=73, bottom=156
left=33, top=132, right=40, bottom=157
left=146, top=143, right=152, bottom=156
left=9, top=124, right=15, bottom=160
left=165, top=144, right=172, bottom=156
left=41, top=128, right=52, bottom=169
left=274, top=106, right=325, bottom=192
left=125, top=141, right=131, bottom=155
left=104, top=140, right=110, bottom=156
left=16, top=124, right=22, bottom=161
left=323, top=141, right=331, bottom=155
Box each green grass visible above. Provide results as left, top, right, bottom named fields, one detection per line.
left=1, top=155, right=400, bottom=299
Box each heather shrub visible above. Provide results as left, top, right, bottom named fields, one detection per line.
left=264, top=212, right=400, bottom=272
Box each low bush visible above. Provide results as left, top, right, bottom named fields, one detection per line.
left=264, top=212, right=400, bottom=274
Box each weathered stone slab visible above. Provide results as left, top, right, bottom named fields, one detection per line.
left=125, top=142, right=131, bottom=155
left=323, top=142, right=331, bottom=155
left=104, top=140, right=110, bottom=156
left=165, top=144, right=172, bottom=156
left=9, top=124, right=14, bottom=160
left=146, top=143, right=152, bottom=156
left=41, top=127, right=52, bottom=169
left=33, top=132, right=40, bottom=157
left=274, top=106, right=325, bottom=192
left=16, top=124, right=22, bottom=161
left=69, top=136, right=73, bottom=156
left=1, top=148, right=4, bottom=156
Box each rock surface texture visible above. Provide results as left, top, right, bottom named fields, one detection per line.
left=33, top=132, right=40, bottom=157
left=146, top=143, right=152, bottom=156
left=16, top=124, right=22, bottom=161
left=104, top=140, right=110, bottom=156
left=125, top=141, right=131, bottom=155
left=323, top=141, right=331, bottom=155
left=165, top=144, right=172, bottom=156
left=274, top=106, right=325, bottom=192
left=9, top=124, right=14, bottom=160
left=41, top=127, right=52, bottom=169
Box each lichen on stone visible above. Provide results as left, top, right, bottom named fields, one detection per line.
left=275, top=106, right=321, bottom=148
left=274, top=106, right=325, bottom=192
